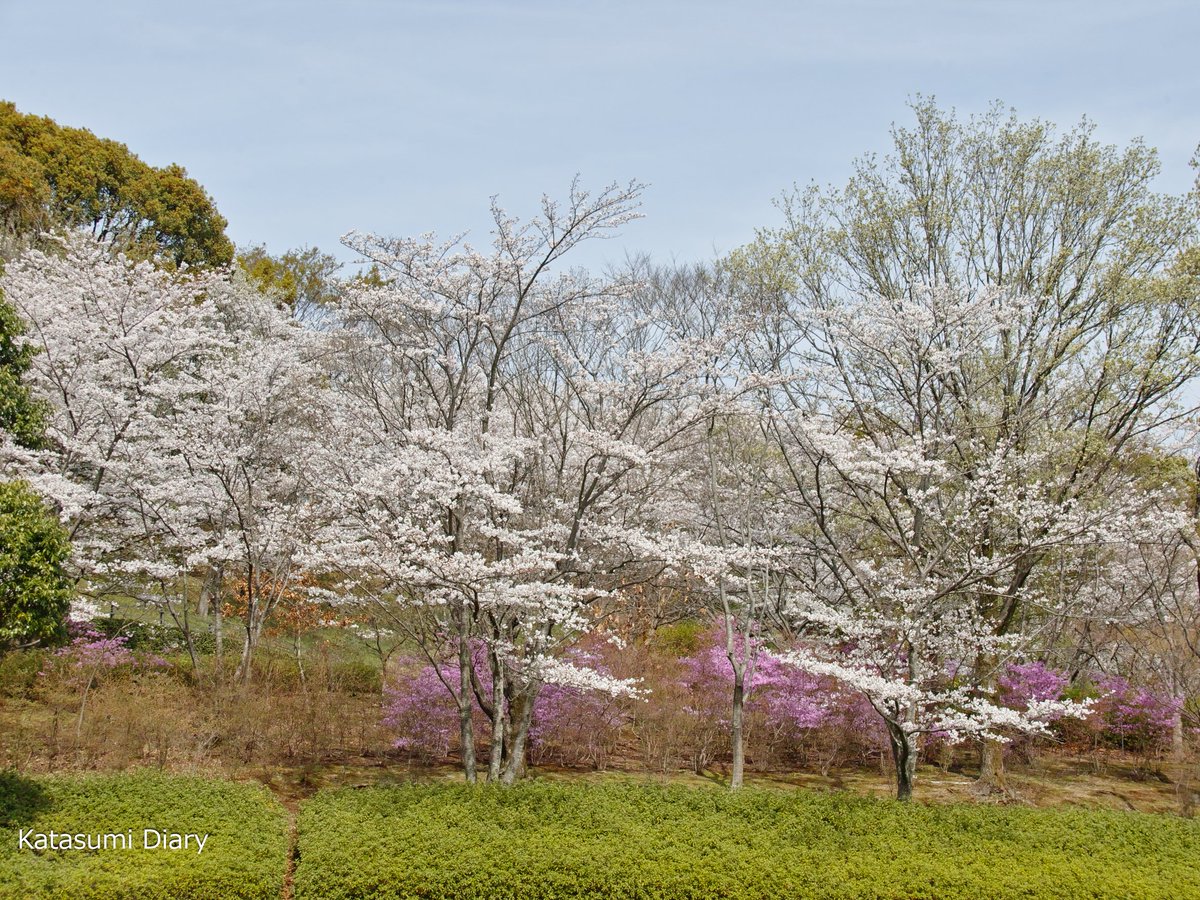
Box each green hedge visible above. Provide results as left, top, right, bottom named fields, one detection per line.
left=0, top=771, right=288, bottom=899
left=294, top=782, right=1200, bottom=899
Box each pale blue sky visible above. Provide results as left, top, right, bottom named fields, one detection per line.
left=1, top=0, right=1196, bottom=270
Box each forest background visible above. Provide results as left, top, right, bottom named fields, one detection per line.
left=1, top=89, right=1199, bottom=812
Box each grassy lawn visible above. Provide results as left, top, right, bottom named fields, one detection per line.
left=0, top=771, right=289, bottom=899
left=295, top=781, right=1200, bottom=899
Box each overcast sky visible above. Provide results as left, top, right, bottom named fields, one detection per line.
left=1, top=0, right=1196, bottom=271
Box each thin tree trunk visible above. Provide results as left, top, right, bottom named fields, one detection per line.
left=75, top=672, right=96, bottom=742
left=213, top=596, right=224, bottom=682
left=456, top=609, right=477, bottom=783
left=197, top=564, right=222, bottom=618
left=886, top=720, right=918, bottom=802
left=294, top=631, right=306, bottom=689
left=158, top=579, right=200, bottom=677
left=236, top=609, right=270, bottom=685
left=235, top=565, right=257, bottom=685
left=237, top=629, right=254, bottom=685
left=730, top=667, right=746, bottom=789
left=179, top=599, right=199, bottom=676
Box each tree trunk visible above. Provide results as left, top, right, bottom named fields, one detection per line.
left=730, top=667, right=746, bottom=789
left=179, top=599, right=199, bottom=676
left=456, top=613, right=477, bottom=784
left=236, top=629, right=254, bottom=685
left=487, top=655, right=505, bottom=783
left=973, top=653, right=1011, bottom=796
left=234, top=565, right=260, bottom=685
left=235, top=610, right=270, bottom=685
left=294, top=631, right=306, bottom=689
left=885, top=720, right=918, bottom=802
left=500, top=686, right=536, bottom=785
left=213, top=596, right=224, bottom=682
left=978, top=739, right=1008, bottom=794
left=197, top=564, right=222, bottom=618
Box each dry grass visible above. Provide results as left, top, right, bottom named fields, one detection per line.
left=2, top=649, right=1196, bottom=818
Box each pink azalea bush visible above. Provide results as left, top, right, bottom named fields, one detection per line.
left=529, top=644, right=630, bottom=769
left=381, top=660, right=463, bottom=759
left=673, top=628, right=887, bottom=770
left=382, top=641, right=632, bottom=767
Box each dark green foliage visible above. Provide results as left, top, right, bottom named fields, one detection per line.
left=0, top=772, right=288, bottom=899
left=0, top=480, right=72, bottom=651
left=295, top=782, right=1200, bottom=899
left=0, top=100, right=233, bottom=269
left=0, top=288, right=46, bottom=449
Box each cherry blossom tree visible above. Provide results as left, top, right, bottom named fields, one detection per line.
left=1, top=236, right=328, bottom=681
left=736, top=282, right=1188, bottom=800
left=731, top=101, right=1200, bottom=794
left=310, top=180, right=709, bottom=783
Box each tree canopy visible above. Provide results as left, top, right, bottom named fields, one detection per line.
left=0, top=100, right=233, bottom=269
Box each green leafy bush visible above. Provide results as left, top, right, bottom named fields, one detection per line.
left=652, top=621, right=705, bottom=657
left=327, top=658, right=382, bottom=694
left=0, top=771, right=288, bottom=899
left=0, top=480, right=72, bottom=651
left=295, top=782, right=1200, bottom=899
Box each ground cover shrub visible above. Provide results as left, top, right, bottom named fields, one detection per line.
left=0, top=770, right=288, bottom=899
left=294, top=781, right=1200, bottom=899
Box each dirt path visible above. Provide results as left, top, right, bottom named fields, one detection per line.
left=276, top=798, right=299, bottom=900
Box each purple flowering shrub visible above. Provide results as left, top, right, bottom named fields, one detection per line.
left=379, top=629, right=1183, bottom=772
left=980, top=660, right=1074, bottom=763
left=1003, top=665, right=1185, bottom=758
left=45, top=621, right=169, bottom=682
left=1090, top=674, right=1182, bottom=754
left=670, top=628, right=887, bottom=771
left=381, top=660, right=463, bottom=759
left=999, top=661, right=1071, bottom=712
left=529, top=643, right=630, bottom=770
left=381, top=640, right=632, bottom=767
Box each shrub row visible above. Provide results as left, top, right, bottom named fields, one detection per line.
left=6, top=774, right=1198, bottom=898
left=0, top=771, right=288, bottom=899
left=294, top=782, right=1200, bottom=899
